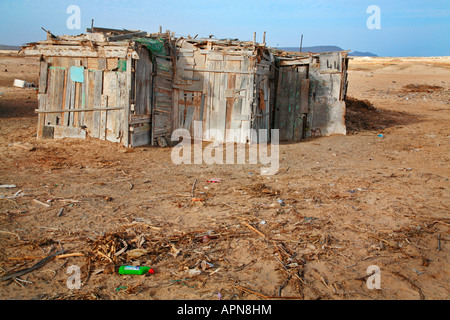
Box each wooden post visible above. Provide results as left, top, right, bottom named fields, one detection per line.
left=300, top=34, right=303, bottom=53
left=253, top=32, right=256, bottom=46
left=123, top=53, right=132, bottom=147
left=263, top=31, right=266, bottom=46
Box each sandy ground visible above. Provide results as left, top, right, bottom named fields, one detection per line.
left=0, top=53, right=448, bottom=300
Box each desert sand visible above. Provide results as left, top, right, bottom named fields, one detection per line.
left=0, top=53, right=448, bottom=300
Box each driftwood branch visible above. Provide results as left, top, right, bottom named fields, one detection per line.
left=0, top=249, right=67, bottom=282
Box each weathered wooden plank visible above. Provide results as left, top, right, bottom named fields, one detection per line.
left=107, top=31, right=147, bottom=41
left=117, top=71, right=128, bottom=142
left=46, top=68, right=57, bottom=125
left=299, top=78, right=310, bottom=114
left=199, top=49, right=254, bottom=55
left=131, top=130, right=151, bottom=147
left=35, top=107, right=124, bottom=113
left=171, top=88, right=179, bottom=130
left=24, top=45, right=130, bottom=58
left=57, top=68, right=66, bottom=126
left=63, top=68, right=72, bottom=126
left=37, top=94, right=47, bottom=139
left=225, top=73, right=235, bottom=142
left=73, top=82, right=80, bottom=127
left=240, top=58, right=252, bottom=143
left=191, top=92, right=202, bottom=139
left=100, top=94, right=108, bottom=140
left=39, top=61, right=48, bottom=94
left=107, top=58, right=118, bottom=71
left=84, top=70, right=94, bottom=134
left=92, top=70, right=103, bottom=138
left=130, top=124, right=151, bottom=134
left=226, top=55, right=245, bottom=61
left=103, top=71, right=120, bottom=143
left=53, top=126, right=86, bottom=139
left=229, top=72, right=243, bottom=142
left=178, top=103, right=185, bottom=130
left=276, top=67, right=286, bottom=140
left=98, top=58, right=107, bottom=70
left=68, top=70, right=76, bottom=126
left=183, top=67, right=254, bottom=75
left=293, top=69, right=301, bottom=141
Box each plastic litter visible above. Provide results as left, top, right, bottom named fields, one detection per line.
left=202, top=235, right=218, bottom=243
left=118, top=265, right=154, bottom=275
left=206, top=178, right=221, bottom=183
left=200, top=261, right=214, bottom=270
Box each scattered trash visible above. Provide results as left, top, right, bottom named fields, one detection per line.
left=277, top=199, right=285, bottom=206
left=126, top=248, right=148, bottom=259
left=10, top=142, right=36, bottom=151
left=115, top=285, right=128, bottom=292
left=12, top=190, right=23, bottom=198
left=191, top=198, right=204, bottom=202
left=0, top=184, right=17, bottom=189
left=156, top=136, right=169, bottom=148
left=57, top=208, right=64, bottom=217
left=206, top=178, right=222, bottom=183
left=259, top=220, right=267, bottom=225
left=202, top=235, right=218, bottom=243
left=171, top=278, right=195, bottom=288
left=188, top=268, right=201, bottom=276
left=118, top=265, right=154, bottom=275
left=304, top=217, right=320, bottom=223
left=13, top=79, right=36, bottom=89
left=200, top=261, right=214, bottom=270
left=377, top=134, right=384, bottom=138
left=33, top=199, right=51, bottom=207
left=412, top=269, right=424, bottom=275
left=0, top=249, right=66, bottom=282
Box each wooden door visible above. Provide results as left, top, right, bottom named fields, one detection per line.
left=274, top=65, right=309, bottom=141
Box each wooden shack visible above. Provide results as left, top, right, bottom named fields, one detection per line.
left=22, top=28, right=349, bottom=148
left=272, top=50, right=349, bottom=141
left=172, top=38, right=274, bottom=144
left=21, top=28, right=174, bottom=147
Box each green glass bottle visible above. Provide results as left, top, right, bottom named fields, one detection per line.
left=118, top=265, right=155, bottom=275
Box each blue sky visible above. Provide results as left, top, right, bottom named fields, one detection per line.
left=0, top=0, right=449, bottom=56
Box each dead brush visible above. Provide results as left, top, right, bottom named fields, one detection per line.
left=86, top=232, right=130, bottom=265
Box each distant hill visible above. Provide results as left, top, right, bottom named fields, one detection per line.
left=348, top=51, right=378, bottom=57
left=0, top=44, right=21, bottom=51
left=279, top=45, right=378, bottom=57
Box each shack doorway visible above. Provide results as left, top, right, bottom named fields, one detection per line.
left=274, top=65, right=310, bottom=141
